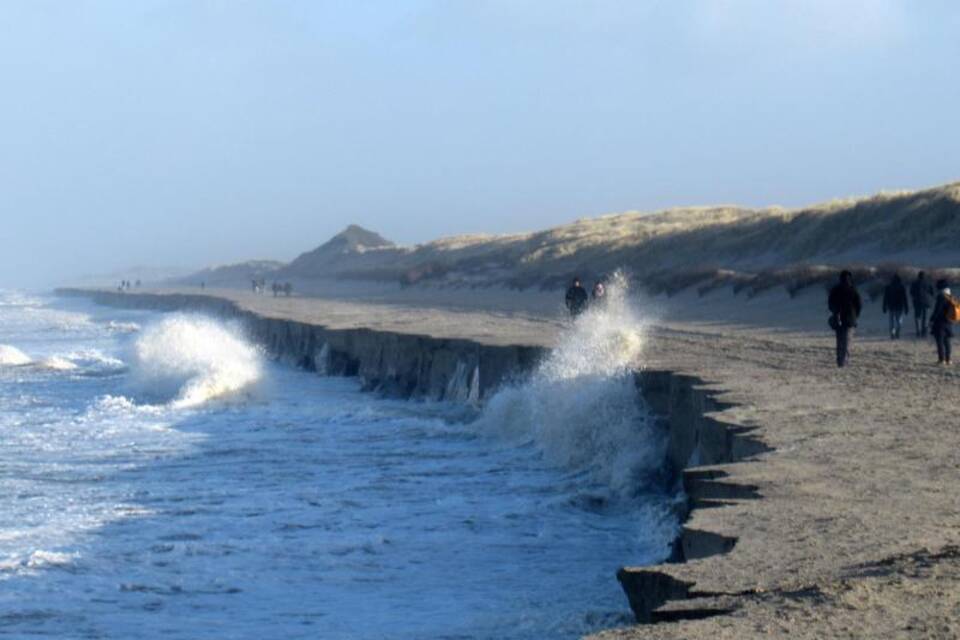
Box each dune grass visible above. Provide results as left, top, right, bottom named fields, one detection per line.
left=257, top=180, right=960, bottom=294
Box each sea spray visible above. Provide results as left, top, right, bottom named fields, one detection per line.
left=126, top=314, right=263, bottom=408
left=473, top=273, right=665, bottom=497
left=0, top=345, right=32, bottom=366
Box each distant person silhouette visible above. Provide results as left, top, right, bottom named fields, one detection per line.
left=882, top=274, right=909, bottom=339
left=828, top=270, right=862, bottom=367
left=930, top=279, right=954, bottom=366
left=910, top=271, right=935, bottom=338
left=564, top=277, right=588, bottom=318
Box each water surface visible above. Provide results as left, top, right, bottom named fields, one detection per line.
left=0, top=291, right=677, bottom=639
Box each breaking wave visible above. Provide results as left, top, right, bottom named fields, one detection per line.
left=0, top=345, right=32, bottom=366
left=0, top=550, right=78, bottom=578
left=106, top=320, right=140, bottom=334
left=39, top=356, right=78, bottom=371
left=0, top=346, right=115, bottom=372
left=126, top=315, right=263, bottom=408
left=474, top=273, right=665, bottom=497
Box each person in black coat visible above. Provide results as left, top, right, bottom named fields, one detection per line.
left=828, top=270, right=862, bottom=367
left=929, top=279, right=953, bottom=365
left=564, top=277, right=588, bottom=318
left=882, top=274, right=909, bottom=339
left=910, top=271, right=935, bottom=337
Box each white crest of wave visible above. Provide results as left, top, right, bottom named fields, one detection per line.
left=106, top=320, right=141, bottom=333
left=474, top=272, right=663, bottom=496
left=0, top=291, right=42, bottom=308
left=0, top=344, right=32, bottom=366
left=128, top=315, right=263, bottom=408
left=40, top=356, right=78, bottom=371
left=0, top=550, right=78, bottom=577
left=66, top=348, right=125, bottom=370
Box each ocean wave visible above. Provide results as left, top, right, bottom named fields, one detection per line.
left=38, top=356, right=79, bottom=371
left=0, top=346, right=125, bottom=373
left=0, top=291, right=43, bottom=308
left=0, top=550, right=78, bottom=577
left=126, top=314, right=264, bottom=408
left=0, top=344, right=32, bottom=366
left=473, top=272, right=665, bottom=497
left=106, top=320, right=141, bottom=333
left=64, top=348, right=125, bottom=371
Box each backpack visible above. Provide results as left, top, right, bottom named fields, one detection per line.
left=945, top=294, right=960, bottom=324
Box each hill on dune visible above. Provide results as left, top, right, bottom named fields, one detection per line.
left=278, top=225, right=400, bottom=279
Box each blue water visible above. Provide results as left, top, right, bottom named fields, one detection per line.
left=0, top=291, right=678, bottom=639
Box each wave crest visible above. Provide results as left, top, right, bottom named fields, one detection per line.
left=0, top=344, right=32, bottom=366
left=40, top=356, right=78, bottom=371
left=127, top=315, right=263, bottom=408
left=474, top=273, right=664, bottom=497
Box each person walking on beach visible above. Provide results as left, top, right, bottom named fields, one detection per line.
left=565, top=277, right=588, bottom=318
left=910, top=271, right=934, bottom=337
left=929, top=279, right=955, bottom=366
left=882, top=274, right=909, bottom=339
left=828, top=270, right=862, bottom=368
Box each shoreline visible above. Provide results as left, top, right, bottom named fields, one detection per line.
left=54, top=287, right=762, bottom=628
left=55, top=286, right=960, bottom=638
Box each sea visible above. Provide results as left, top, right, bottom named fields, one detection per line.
left=0, top=288, right=679, bottom=639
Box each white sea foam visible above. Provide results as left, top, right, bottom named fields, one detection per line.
left=474, top=273, right=664, bottom=496
left=91, top=394, right=141, bottom=413
left=66, top=348, right=125, bottom=370
left=0, top=345, right=32, bottom=366
left=0, top=550, right=78, bottom=576
left=0, top=291, right=42, bottom=308
left=106, top=320, right=140, bottom=333
left=39, top=356, right=78, bottom=371
left=127, top=315, right=263, bottom=408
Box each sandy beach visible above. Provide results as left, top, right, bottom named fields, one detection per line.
left=86, top=283, right=958, bottom=638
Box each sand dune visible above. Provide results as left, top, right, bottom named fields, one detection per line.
left=178, top=181, right=960, bottom=297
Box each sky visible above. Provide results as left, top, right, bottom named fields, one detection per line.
left=2, top=0, right=959, bottom=287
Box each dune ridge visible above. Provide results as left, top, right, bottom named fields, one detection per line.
left=178, top=181, right=960, bottom=294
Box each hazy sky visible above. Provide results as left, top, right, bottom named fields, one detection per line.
left=2, top=1, right=959, bottom=287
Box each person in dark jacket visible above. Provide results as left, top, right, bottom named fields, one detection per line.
left=881, top=274, right=909, bottom=339
left=565, top=277, right=588, bottom=318
left=910, top=271, right=935, bottom=337
left=929, top=279, right=953, bottom=365
left=828, top=270, right=862, bottom=367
